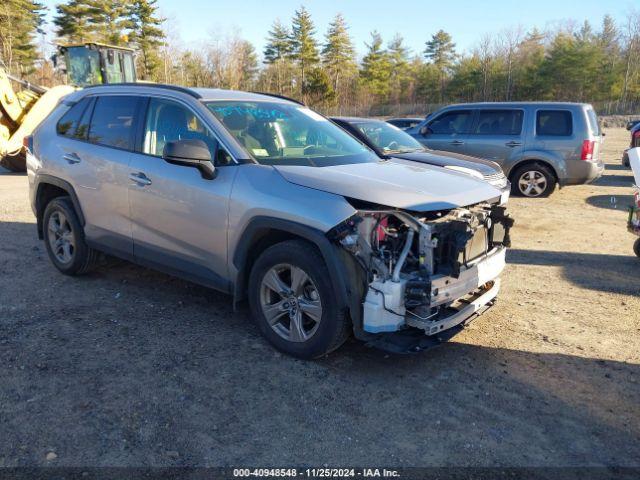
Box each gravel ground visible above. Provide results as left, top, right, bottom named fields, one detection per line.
left=0, top=128, right=639, bottom=468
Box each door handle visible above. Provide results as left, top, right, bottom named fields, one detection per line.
left=63, top=152, right=81, bottom=164
left=505, top=141, right=522, bottom=147
left=129, top=172, right=152, bottom=186
left=450, top=140, right=465, bottom=146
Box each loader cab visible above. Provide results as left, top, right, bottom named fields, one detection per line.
left=56, top=43, right=136, bottom=87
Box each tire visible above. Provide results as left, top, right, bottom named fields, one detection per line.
left=42, top=197, right=98, bottom=275
left=511, top=162, right=556, bottom=198
left=0, top=153, right=26, bottom=172
left=622, top=152, right=630, bottom=168
left=248, top=239, right=351, bottom=359
left=634, top=238, right=640, bottom=259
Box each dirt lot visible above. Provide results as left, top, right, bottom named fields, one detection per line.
left=0, top=128, right=639, bottom=468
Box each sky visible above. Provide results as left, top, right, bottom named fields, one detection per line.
left=40, top=0, right=636, bottom=59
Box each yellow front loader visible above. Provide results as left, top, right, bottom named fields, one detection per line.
left=0, top=43, right=136, bottom=172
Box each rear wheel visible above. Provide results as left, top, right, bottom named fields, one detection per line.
left=0, top=153, right=26, bottom=173
left=634, top=238, right=640, bottom=258
left=511, top=163, right=556, bottom=198
left=622, top=152, right=630, bottom=168
left=43, top=197, right=98, bottom=275
left=248, top=240, right=350, bottom=359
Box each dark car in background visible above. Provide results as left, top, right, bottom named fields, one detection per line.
left=623, top=122, right=640, bottom=168
left=405, top=102, right=604, bottom=197
left=386, top=117, right=424, bottom=130
left=331, top=116, right=509, bottom=193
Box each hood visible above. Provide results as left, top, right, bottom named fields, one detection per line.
left=273, top=160, right=502, bottom=212
left=392, top=150, right=501, bottom=176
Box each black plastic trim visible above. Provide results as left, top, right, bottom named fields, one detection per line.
left=34, top=174, right=86, bottom=239
left=249, top=91, right=305, bottom=105
left=232, top=216, right=351, bottom=313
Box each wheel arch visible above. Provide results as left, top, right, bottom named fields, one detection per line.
left=34, top=174, right=85, bottom=239
left=232, top=216, right=354, bottom=319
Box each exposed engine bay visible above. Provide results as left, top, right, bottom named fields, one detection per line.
left=329, top=201, right=514, bottom=343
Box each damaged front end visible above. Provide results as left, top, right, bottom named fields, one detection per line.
left=328, top=200, right=514, bottom=353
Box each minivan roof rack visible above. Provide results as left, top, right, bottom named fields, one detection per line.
left=250, top=91, right=305, bottom=106
left=82, top=83, right=202, bottom=99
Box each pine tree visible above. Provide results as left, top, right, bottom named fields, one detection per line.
left=424, top=30, right=456, bottom=100
left=289, top=6, right=319, bottom=100
left=387, top=34, right=411, bottom=103
left=0, top=0, right=46, bottom=74
left=87, top=0, right=130, bottom=45
left=263, top=19, right=293, bottom=93
left=126, top=0, right=165, bottom=80
left=54, top=0, right=94, bottom=42
left=321, top=13, right=356, bottom=95
left=264, top=19, right=292, bottom=64
left=360, top=31, right=393, bottom=100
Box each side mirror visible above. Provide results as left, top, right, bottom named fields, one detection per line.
left=163, top=139, right=216, bottom=180
left=419, top=125, right=431, bottom=136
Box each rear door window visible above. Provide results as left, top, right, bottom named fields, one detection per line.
left=428, top=110, right=473, bottom=134
left=56, top=97, right=92, bottom=138
left=474, top=110, right=523, bottom=135
left=88, top=96, right=140, bottom=150
left=536, top=110, right=573, bottom=136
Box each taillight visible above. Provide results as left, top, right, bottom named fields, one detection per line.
left=633, top=130, right=640, bottom=139
left=580, top=140, right=595, bottom=160
left=23, top=135, right=33, bottom=153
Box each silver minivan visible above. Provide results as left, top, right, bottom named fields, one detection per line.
left=406, top=102, right=604, bottom=197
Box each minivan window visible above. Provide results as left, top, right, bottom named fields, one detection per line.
left=144, top=98, right=233, bottom=165
left=206, top=101, right=376, bottom=166
left=536, top=110, right=572, bottom=136
left=88, top=96, right=139, bottom=150
left=427, top=110, right=473, bottom=135
left=474, top=110, right=523, bottom=135
left=56, top=97, right=92, bottom=138
left=586, top=108, right=600, bottom=136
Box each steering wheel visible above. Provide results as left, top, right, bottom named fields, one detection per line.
left=386, top=141, right=399, bottom=151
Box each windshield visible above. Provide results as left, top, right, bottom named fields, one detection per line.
left=206, top=101, right=377, bottom=166
left=352, top=120, right=424, bottom=154
left=65, top=47, right=102, bottom=86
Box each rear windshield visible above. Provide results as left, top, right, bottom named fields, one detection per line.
left=206, top=101, right=377, bottom=166
left=586, top=107, right=600, bottom=136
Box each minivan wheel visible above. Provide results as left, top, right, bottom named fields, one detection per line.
left=43, top=197, right=98, bottom=275
left=248, top=240, right=350, bottom=359
left=511, top=163, right=556, bottom=197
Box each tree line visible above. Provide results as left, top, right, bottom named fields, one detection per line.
left=2, top=0, right=640, bottom=115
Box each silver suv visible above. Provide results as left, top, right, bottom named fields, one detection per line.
left=27, top=85, right=513, bottom=358
left=407, top=102, right=604, bottom=197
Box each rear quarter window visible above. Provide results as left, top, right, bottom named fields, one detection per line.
left=536, top=110, right=573, bottom=136
left=56, top=97, right=92, bottom=138
left=586, top=108, right=600, bottom=135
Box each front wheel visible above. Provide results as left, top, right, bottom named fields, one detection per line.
left=248, top=240, right=350, bottom=359
left=511, top=163, right=556, bottom=198
left=634, top=238, right=640, bottom=258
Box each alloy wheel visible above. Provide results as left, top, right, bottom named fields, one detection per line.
left=518, top=170, right=547, bottom=197
left=259, top=263, right=323, bottom=343
left=47, top=211, right=75, bottom=264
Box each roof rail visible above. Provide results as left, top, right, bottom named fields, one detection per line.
left=250, top=91, right=305, bottom=106
left=82, top=83, right=202, bottom=99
